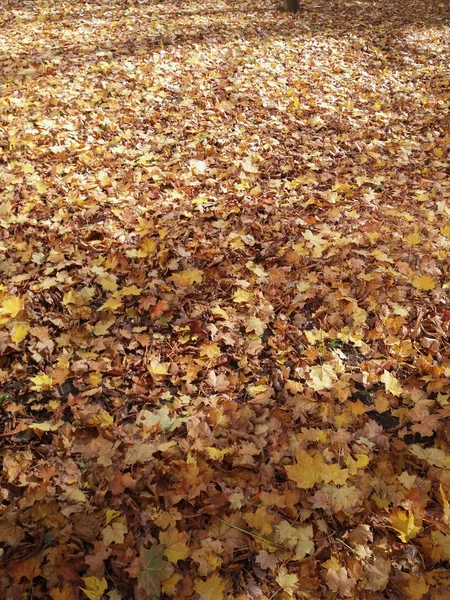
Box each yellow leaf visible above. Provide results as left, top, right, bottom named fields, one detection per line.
left=88, top=409, right=114, bottom=428
left=440, top=226, right=450, bottom=237
left=137, top=238, right=157, bottom=258
left=440, top=484, right=450, bottom=526
left=159, top=528, right=189, bottom=563
left=275, top=520, right=314, bottom=560
left=170, top=269, right=204, bottom=287
left=244, top=507, right=275, bottom=535
left=390, top=509, right=421, bottom=542
left=194, top=574, right=225, bottom=600
left=148, top=358, right=170, bottom=377
left=233, top=289, right=254, bottom=304
left=405, top=229, right=421, bottom=245
left=89, top=372, right=102, bottom=386
left=241, top=157, right=259, bottom=173
left=309, top=364, right=338, bottom=391
left=1, top=296, right=25, bottom=318
left=102, top=521, right=127, bottom=546
left=93, top=320, right=114, bottom=336
left=205, top=447, right=232, bottom=461
left=120, top=285, right=142, bottom=297
left=99, top=277, right=118, bottom=291
left=97, top=170, right=111, bottom=187
left=29, top=420, right=64, bottom=432
left=412, top=275, right=435, bottom=291
left=80, top=576, right=108, bottom=600
left=106, top=509, right=121, bottom=525
left=100, top=296, right=123, bottom=311
left=199, top=342, right=221, bottom=359
left=321, top=463, right=349, bottom=486
left=63, top=486, right=87, bottom=503
left=162, top=573, right=182, bottom=596
left=30, top=373, right=53, bottom=391
left=380, top=370, right=403, bottom=397
left=11, top=321, right=30, bottom=344
left=276, top=570, right=298, bottom=595
left=285, top=450, right=323, bottom=489
left=409, top=444, right=450, bottom=468
left=405, top=574, right=429, bottom=600
left=431, top=531, right=450, bottom=560
left=211, top=306, right=228, bottom=320
left=415, top=191, right=429, bottom=202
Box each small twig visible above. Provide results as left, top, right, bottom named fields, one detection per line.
left=216, top=517, right=281, bottom=547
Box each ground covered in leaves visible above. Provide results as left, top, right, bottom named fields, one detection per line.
left=1, top=0, right=450, bottom=597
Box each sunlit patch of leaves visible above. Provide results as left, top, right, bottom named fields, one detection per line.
left=0, top=0, right=450, bottom=597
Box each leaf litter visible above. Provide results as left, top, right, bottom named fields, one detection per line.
left=0, top=0, right=450, bottom=597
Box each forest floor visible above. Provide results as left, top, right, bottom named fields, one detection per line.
left=1, top=0, right=450, bottom=597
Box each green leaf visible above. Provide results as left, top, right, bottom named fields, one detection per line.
left=138, top=545, right=174, bottom=598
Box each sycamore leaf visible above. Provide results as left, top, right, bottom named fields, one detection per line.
left=389, top=509, right=421, bottom=542
left=138, top=545, right=173, bottom=598
left=80, top=577, right=108, bottom=600
left=194, top=573, right=226, bottom=600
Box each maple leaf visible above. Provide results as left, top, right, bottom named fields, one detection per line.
left=206, top=370, right=229, bottom=392
left=10, top=321, right=30, bottom=344
left=275, top=520, right=314, bottom=560
left=431, top=531, right=450, bottom=560
left=364, top=556, right=391, bottom=592
left=255, top=550, right=278, bottom=572
left=80, top=577, right=108, bottom=600
left=380, top=370, right=403, bottom=396
left=275, top=569, right=298, bottom=595
left=389, top=509, right=421, bottom=542
left=159, top=528, right=190, bottom=563
left=0, top=295, right=25, bottom=318
left=147, top=357, right=170, bottom=377
left=325, top=566, right=356, bottom=598
left=241, top=156, right=259, bottom=173
left=244, top=507, right=275, bottom=535
left=138, top=545, right=174, bottom=598
left=30, top=373, right=53, bottom=391
left=309, top=364, right=338, bottom=391
left=170, top=269, right=204, bottom=287
left=412, top=275, right=436, bottom=291
left=404, top=575, right=429, bottom=600
left=285, top=449, right=323, bottom=489
left=194, top=573, right=226, bottom=600
left=102, top=521, right=128, bottom=546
